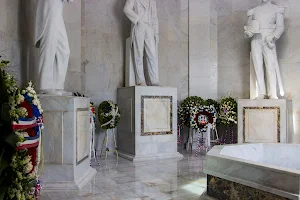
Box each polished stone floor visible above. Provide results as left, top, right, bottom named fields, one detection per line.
left=40, top=151, right=213, bottom=200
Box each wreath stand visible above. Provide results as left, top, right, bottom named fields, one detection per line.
left=196, top=125, right=217, bottom=155
left=100, top=128, right=119, bottom=160
left=187, top=126, right=219, bottom=154
left=90, top=116, right=99, bottom=165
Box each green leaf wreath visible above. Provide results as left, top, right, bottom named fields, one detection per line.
left=204, top=99, right=220, bottom=113
left=98, top=101, right=121, bottom=130
left=178, top=96, right=205, bottom=128
left=219, top=96, right=237, bottom=125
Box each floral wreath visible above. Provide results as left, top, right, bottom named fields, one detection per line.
left=0, top=59, right=43, bottom=200
left=178, top=96, right=205, bottom=128
left=190, top=105, right=217, bottom=133
left=219, top=96, right=237, bottom=125
left=98, top=100, right=121, bottom=129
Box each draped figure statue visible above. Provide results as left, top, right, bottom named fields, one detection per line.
left=35, top=0, right=73, bottom=95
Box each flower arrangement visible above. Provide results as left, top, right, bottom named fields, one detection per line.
left=178, top=96, right=204, bottom=127
left=204, top=99, right=220, bottom=114
left=98, top=101, right=120, bottom=129
left=0, top=58, right=43, bottom=200
left=189, top=105, right=217, bottom=133
left=219, top=96, right=237, bottom=125
left=21, top=81, right=43, bottom=116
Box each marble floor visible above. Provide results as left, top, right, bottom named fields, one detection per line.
left=40, top=150, right=213, bottom=200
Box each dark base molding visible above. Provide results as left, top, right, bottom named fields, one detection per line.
left=207, top=175, right=290, bottom=200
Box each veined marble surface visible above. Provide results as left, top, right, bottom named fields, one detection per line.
left=205, top=144, right=300, bottom=200
left=40, top=151, right=210, bottom=200
left=237, top=99, right=290, bottom=144
left=220, top=144, right=300, bottom=171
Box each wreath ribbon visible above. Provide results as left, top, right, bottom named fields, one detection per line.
left=101, top=107, right=119, bottom=127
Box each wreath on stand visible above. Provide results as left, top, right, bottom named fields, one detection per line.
left=178, top=96, right=205, bottom=128
left=98, top=101, right=120, bottom=158
left=218, top=96, right=237, bottom=144
left=189, top=105, right=217, bottom=154
left=98, top=101, right=120, bottom=130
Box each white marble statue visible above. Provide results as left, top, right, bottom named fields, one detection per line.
left=35, top=0, right=73, bottom=96
left=244, top=0, right=285, bottom=99
left=124, top=0, right=159, bottom=86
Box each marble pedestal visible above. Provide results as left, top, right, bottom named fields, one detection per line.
left=39, top=95, right=96, bottom=190
left=117, top=86, right=183, bottom=162
left=238, top=99, right=292, bottom=144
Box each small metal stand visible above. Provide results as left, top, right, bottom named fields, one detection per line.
left=187, top=129, right=196, bottom=153
left=90, top=118, right=100, bottom=166
left=100, top=128, right=119, bottom=160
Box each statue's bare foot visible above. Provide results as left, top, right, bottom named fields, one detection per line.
left=151, top=83, right=160, bottom=86
left=137, top=82, right=147, bottom=86
left=55, top=89, right=73, bottom=96
left=255, top=94, right=265, bottom=100
left=40, top=89, right=62, bottom=96
left=269, top=96, right=278, bottom=100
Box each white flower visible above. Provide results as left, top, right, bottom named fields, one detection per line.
left=25, top=161, right=33, bottom=173
left=28, top=171, right=36, bottom=179
left=24, top=155, right=31, bottom=164
left=16, top=190, right=21, bottom=200
left=32, top=99, right=37, bottom=105
left=17, top=94, right=25, bottom=104
left=19, top=107, right=28, bottom=117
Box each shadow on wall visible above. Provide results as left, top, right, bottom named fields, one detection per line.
left=19, top=0, right=38, bottom=87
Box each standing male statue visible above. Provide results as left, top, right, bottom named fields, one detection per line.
left=35, top=0, right=72, bottom=95
left=244, top=0, right=285, bottom=99
left=124, top=0, right=159, bottom=86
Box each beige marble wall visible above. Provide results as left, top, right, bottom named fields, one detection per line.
left=157, top=0, right=189, bottom=101
left=0, top=0, right=23, bottom=84
left=189, top=0, right=218, bottom=99
left=82, top=0, right=189, bottom=151
left=217, top=0, right=300, bottom=143
left=82, top=0, right=188, bottom=103
left=64, top=1, right=82, bottom=93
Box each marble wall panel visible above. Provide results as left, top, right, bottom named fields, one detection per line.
left=0, top=0, right=23, bottom=85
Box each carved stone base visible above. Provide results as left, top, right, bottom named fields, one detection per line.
left=117, top=86, right=183, bottom=162
left=39, top=95, right=96, bottom=190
